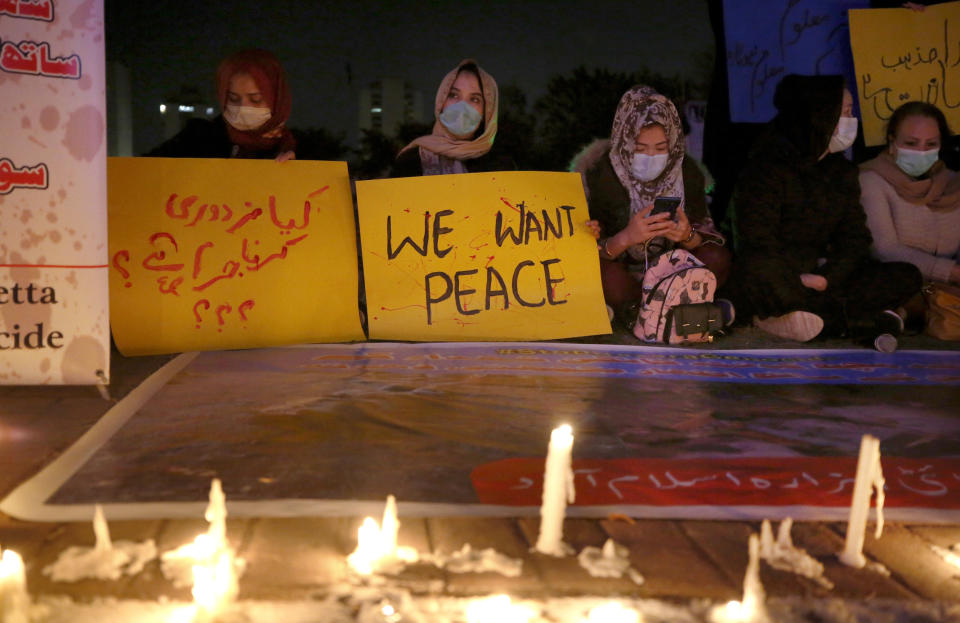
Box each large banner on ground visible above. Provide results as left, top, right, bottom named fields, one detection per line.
left=723, top=0, right=867, bottom=123
left=107, top=158, right=364, bottom=355
left=356, top=171, right=611, bottom=341
left=5, top=344, right=958, bottom=522
left=0, top=0, right=109, bottom=385
left=850, top=2, right=960, bottom=146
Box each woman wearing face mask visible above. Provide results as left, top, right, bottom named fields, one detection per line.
left=573, top=85, right=730, bottom=318
left=147, top=49, right=295, bottom=162
left=860, top=102, right=960, bottom=292
left=392, top=59, right=511, bottom=176
left=721, top=75, right=921, bottom=343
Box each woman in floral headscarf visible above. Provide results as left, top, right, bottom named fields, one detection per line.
left=392, top=58, right=513, bottom=176
left=148, top=48, right=295, bottom=161
left=573, top=85, right=729, bottom=312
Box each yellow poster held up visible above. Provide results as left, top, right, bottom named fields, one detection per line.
left=356, top=171, right=611, bottom=341
left=850, top=2, right=960, bottom=146
left=108, top=158, right=365, bottom=355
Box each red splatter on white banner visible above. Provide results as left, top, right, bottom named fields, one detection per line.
left=0, top=0, right=108, bottom=385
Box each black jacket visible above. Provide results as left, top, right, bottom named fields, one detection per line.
left=734, top=75, right=873, bottom=288
left=146, top=116, right=291, bottom=160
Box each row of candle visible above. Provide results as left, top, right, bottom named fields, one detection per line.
left=0, top=429, right=919, bottom=623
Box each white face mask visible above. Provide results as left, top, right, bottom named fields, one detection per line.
left=224, top=105, right=272, bottom=131
left=828, top=116, right=858, bottom=153
left=894, top=146, right=939, bottom=177
left=439, top=100, right=482, bottom=138
left=630, top=152, right=668, bottom=181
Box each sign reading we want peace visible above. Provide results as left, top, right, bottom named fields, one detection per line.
left=356, top=171, right=611, bottom=341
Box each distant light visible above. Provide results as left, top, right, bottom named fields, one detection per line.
left=371, top=107, right=382, bottom=113
left=206, top=107, right=214, bottom=115
left=178, top=105, right=195, bottom=113
left=159, top=104, right=167, bottom=114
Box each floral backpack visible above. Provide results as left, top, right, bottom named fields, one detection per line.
left=633, top=249, right=721, bottom=344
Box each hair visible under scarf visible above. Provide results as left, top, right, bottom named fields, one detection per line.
left=216, top=48, right=295, bottom=156
left=398, top=59, right=498, bottom=175
left=608, top=86, right=686, bottom=218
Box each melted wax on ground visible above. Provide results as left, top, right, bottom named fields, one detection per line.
left=577, top=538, right=644, bottom=584
left=43, top=505, right=156, bottom=582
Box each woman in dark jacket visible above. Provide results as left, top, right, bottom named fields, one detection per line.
left=722, top=74, right=921, bottom=342
left=391, top=59, right=513, bottom=176
left=147, top=49, right=295, bottom=161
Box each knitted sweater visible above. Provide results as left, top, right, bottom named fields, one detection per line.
left=860, top=169, right=960, bottom=283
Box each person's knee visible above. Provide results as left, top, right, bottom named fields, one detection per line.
left=599, top=259, right=643, bottom=306
left=692, top=244, right=733, bottom=288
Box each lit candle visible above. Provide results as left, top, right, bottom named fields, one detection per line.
left=93, top=504, right=112, bottom=553
left=709, top=533, right=765, bottom=623
left=192, top=478, right=239, bottom=619
left=0, top=547, right=30, bottom=623
left=347, top=495, right=418, bottom=575
left=839, top=435, right=885, bottom=568
left=535, top=424, right=575, bottom=556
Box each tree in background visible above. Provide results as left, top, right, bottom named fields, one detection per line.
left=290, top=127, right=349, bottom=161
left=495, top=84, right=537, bottom=170
left=351, top=128, right=400, bottom=180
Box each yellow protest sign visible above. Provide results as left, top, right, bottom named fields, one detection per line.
left=356, top=171, right=611, bottom=341
left=850, top=2, right=960, bottom=146
left=108, top=158, right=364, bottom=355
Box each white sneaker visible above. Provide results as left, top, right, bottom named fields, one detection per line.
left=753, top=311, right=824, bottom=342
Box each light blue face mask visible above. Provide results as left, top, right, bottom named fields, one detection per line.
left=895, top=147, right=939, bottom=177
left=630, top=152, right=668, bottom=181
left=439, top=100, right=482, bottom=138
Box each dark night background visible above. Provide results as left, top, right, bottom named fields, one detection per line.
left=104, top=0, right=715, bottom=161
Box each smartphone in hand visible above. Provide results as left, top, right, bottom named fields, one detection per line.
left=650, top=196, right=681, bottom=221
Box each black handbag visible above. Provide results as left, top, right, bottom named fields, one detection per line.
left=664, top=302, right=724, bottom=343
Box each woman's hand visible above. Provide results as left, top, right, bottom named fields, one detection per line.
left=800, top=273, right=828, bottom=291
left=275, top=150, right=295, bottom=163
left=585, top=220, right=602, bottom=240
left=662, top=207, right=693, bottom=244
left=623, top=204, right=673, bottom=246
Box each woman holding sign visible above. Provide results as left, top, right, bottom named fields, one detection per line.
left=723, top=75, right=920, bottom=344
left=860, top=101, right=960, bottom=336
left=148, top=49, right=296, bottom=162
left=392, top=59, right=512, bottom=176
left=574, top=85, right=730, bottom=324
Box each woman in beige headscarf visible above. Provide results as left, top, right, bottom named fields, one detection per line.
left=393, top=59, right=512, bottom=176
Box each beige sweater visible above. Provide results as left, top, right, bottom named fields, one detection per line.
left=859, top=169, right=960, bottom=283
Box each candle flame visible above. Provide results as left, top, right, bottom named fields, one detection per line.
left=189, top=478, right=239, bottom=616
left=347, top=495, right=418, bottom=575
left=347, top=517, right=382, bottom=575
left=466, top=594, right=536, bottom=623
left=0, top=548, right=25, bottom=579
left=553, top=424, right=573, bottom=442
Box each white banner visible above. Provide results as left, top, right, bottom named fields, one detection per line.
left=0, top=0, right=109, bottom=384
